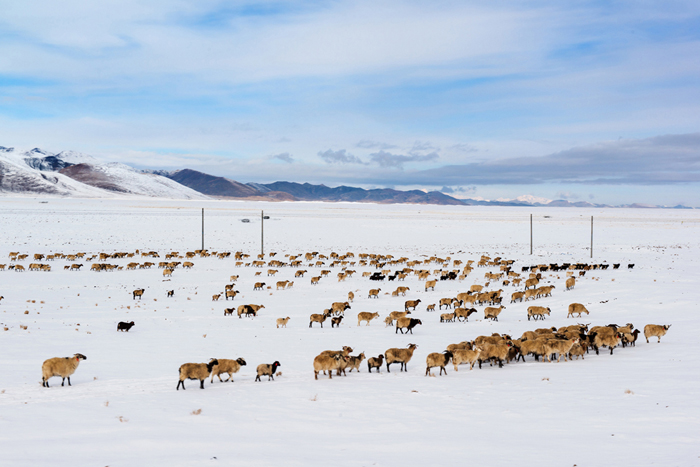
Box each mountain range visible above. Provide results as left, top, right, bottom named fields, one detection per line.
left=0, top=146, right=694, bottom=208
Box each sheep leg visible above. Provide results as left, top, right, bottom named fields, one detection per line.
left=199, top=379, right=205, bottom=389
left=314, top=371, right=319, bottom=380
left=177, top=380, right=185, bottom=390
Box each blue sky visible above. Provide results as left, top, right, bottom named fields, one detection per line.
left=0, top=0, right=699, bottom=205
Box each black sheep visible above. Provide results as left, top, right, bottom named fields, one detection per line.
left=117, top=321, right=135, bottom=332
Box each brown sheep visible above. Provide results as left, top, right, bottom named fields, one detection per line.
left=527, top=306, right=551, bottom=321
left=426, top=304, right=436, bottom=312
left=225, top=290, right=240, bottom=300
left=469, top=284, right=483, bottom=293
left=177, top=359, right=218, bottom=390
left=348, top=291, right=355, bottom=302
left=210, top=358, right=247, bottom=383
left=255, top=361, right=281, bottom=381
left=330, top=301, right=351, bottom=315
left=566, top=303, right=589, bottom=318
left=385, top=344, right=418, bottom=372
left=484, top=306, right=505, bottom=322
left=309, top=310, right=331, bottom=327
left=446, top=341, right=473, bottom=353
left=367, top=354, right=384, bottom=373
left=345, top=352, right=366, bottom=373
left=454, top=307, right=477, bottom=322
left=439, top=298, right=455, bottom=309
left=276, top=317, right=290, bottom=328
left=313, top=354, right=345, bottom=380
left=452, top=347, right=482, bottom=371
left=275, top=281, right=288, bottom=290
left=331, top=316, right=344, bottom=328
left=253, top=282, right=266, bottom=290
left=132, top=288, right=145, bottom=300
left=478, top=341, right=513, bottom=368
left=591, top=331, right=623, bottom=355
left=565, top=277, right=575, bottom=290
left=404, top=299, right=421, bottom=311
left=395, top=286, right=410, bottom=296
left=212, top=293, right=222, bottom=301
left=511, top=291, right=525, bottom=303
left=41, top=353, right=87, bottom=387
left=368, top=288, right=381, bottom=299
left=644, top=324, right=671, bottom=343
left=396, top=317, right=422, bottom=334
left=425, top=280, right=437, bottom=291
left=357, top=312, right=380, bottom=326
left=440, top=312, right=455, bottom=322
left=425, top=351, right=453, bottom=376
left=543, top=338, right=580, bottom=363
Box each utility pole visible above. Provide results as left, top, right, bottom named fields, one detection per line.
left=530, top=214, right=533, bottom=255
left=261, top=210, right=264, bottom=256
left=201, top=208, right=204, bottom=250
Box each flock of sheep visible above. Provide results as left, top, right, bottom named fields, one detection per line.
left=2, top=249, right=671, bottom=388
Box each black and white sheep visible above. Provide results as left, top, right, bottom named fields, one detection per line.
left=255, top=361, right=281, bottom=381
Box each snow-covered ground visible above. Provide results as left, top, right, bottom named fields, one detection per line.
left=0, top=198, right=698, bottom=466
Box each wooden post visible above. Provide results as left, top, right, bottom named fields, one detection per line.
left=201, top=208, right=204, bottom=250
left=261, top=210, right=264, bottom=256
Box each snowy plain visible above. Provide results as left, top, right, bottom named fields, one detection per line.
left=0, top=197, right=699, bottom=466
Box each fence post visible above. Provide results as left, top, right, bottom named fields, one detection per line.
left=201, top=208, right=204, bottom=250
left=591, top=215, right=593, bottom=259
left=530, top=214, right=533, bottom=255
left=261, top=210, right=264, bottom=256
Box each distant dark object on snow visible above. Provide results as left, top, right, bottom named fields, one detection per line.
left=241, top=219, right=250, bottom=223
left=117, top=321, right=135, bottom=332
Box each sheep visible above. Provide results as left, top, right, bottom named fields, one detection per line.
left=396, top=317, right=422, bottom=334
left=163, top=268, right=173, bottom=277
left=527, top=306, right=551, bottom=321
left=395, top=286, right=410, bottom=296
left=224, top=308, right=235, bottom=316
left=212, top=293, right=222, bottom=301
left=425, top=351, right=453, bottom=376
left=330, top=301, right=351, bottom=315
left=525, top=278, right=539, bottom=289
left=132, top=288, right=145, bottom=300
left=276, top=281, right=288, bottom=290
left=446, top=341, right=473, bottom=353
left=357, top=312, right=380, bottom=326
left=484, top=306, right=505, bottom=321
left=309, top=310, right=331, bottom=327
left=426, top=304, right=436, bottom=312
left=478, top=341, right=513, bottom=368
left=565, top=277, right=575, bottom=290
left=345, top=352, right=366, bottom=373
left=567, top=303, right=589, bottom=318
left=518, top=338, right=548, bottom=362
left=117, top=321, right=135, bottom=332
left=591, top=331, right=623, bottom=355
left=384, top=316, right=395, bottom=327
left=368, top=288, right=381, bottom=298
left=367, top=354, right=384, bottom=372
left=276, top=317, right=290, bottom=328
left=385, top=344, right=418, bottom=372
left=225, top=290, right=240, bottom=300
left=454, top=307, right=477, bottom=322
left=425, top=280, right=437, bottom=291
left=568, top=343, right=586, bottom=360
left=331, top=316, right=344, bottom=328
left=253, top=282, right=266, bottom=290
left=167, top=290, right=174, bottom=298
left=176, top=359, right=219, bottom=390
left=295, top=270, right=307, bottom=277
left=543, top=338, right=580, bottom=363
left=511, top=291, right=525, bottom=303
left=621, top=329, right=641, bottom=347
left=404, top=299, right=421, bottom=311
left=439, top=298, right=455, bottom=309
left=452, top=347, right=483, bottom=371
left=469, top=284, right=483, bottom=293
left=440, top=312, right=455, bottom=322
left=41, top=353, right=87, bottom=387
left=644, top=324, right=671, bottom=343
left=210, top=358, right=247, bottom=383
left=313, top=354, right=345, bottom=380
left=348, top=291, right=355, bottom=302
left=389, top=311, right=411, bottom=321
left=238, top=304, right=265, bottom=318
left=255, top=361, right=281, bottom=381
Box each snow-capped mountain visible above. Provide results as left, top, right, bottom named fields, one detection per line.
left=0, top=146, right=208, bottom=199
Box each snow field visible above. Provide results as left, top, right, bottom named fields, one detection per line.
left=0, top=198, right=699, bottom=466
